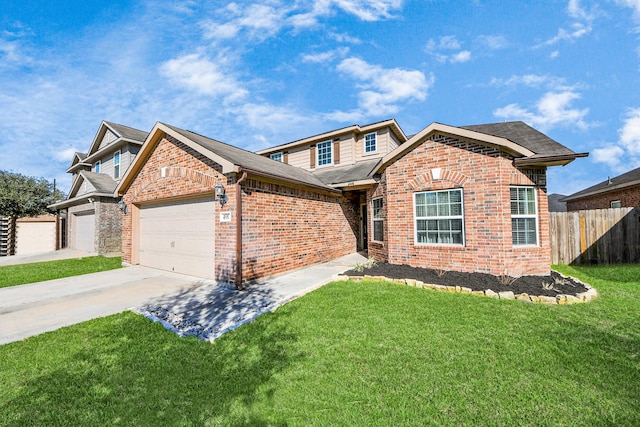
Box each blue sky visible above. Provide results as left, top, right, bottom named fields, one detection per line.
left=1, top=0, right=640, bottom=196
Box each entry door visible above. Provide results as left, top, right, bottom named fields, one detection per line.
left=360, top=204, right=368, bottom=250
left=139, top=197, right=216, bottom=279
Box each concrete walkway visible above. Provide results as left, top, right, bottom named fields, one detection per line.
left=0, top=252, right=366, bottom=345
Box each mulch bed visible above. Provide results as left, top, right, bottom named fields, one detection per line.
left=344, top=262, right=589, bottom=297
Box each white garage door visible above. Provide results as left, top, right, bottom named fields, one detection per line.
left=139, top=197, right=216, bottom=279
left=74, top=211, right=95, bottom=252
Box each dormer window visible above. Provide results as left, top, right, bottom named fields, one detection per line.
left=364, top=132, right=377, bottom=153
left=94, top=160, right=101, bottom=173
left=270, top=152, right=283, bottom=162
left=114, top=150, right=121, bottom=179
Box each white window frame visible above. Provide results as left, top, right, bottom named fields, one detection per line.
left=610, top=200, right=622, bottom=208
left=364, top=132, right=377, bottom=154
left=94, top=160, right=101, bottom=173
left=510, top=186, right=539, bottom=246
left=316, top=140, right=333, bottom=166
left=372, top=197, right=384, bottom=243
left=270, top=152, right=283, bottom=162
left=414, top=189, right=465, bottom=246
left=113, top=150, right=121, bottom=179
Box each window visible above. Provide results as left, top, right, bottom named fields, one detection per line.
left=270, top=152, right=283, bottom=162
left=414, top=189, right=464, bottom=245
left=372, top=197, right=384, bottom=242
left=317, top=140, right=332, bottom=166
left=364, top=132, right=377, bottom=153
left=94, top=161, right=101, bottom=173
left=113, top=150, right=121, bottom=179
left=510, top=186, right=538, bottom=246
left=611, top=200, right=622, bottom=208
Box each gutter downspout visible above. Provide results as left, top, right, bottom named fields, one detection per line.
left=235, top=170, right=248, bottom=290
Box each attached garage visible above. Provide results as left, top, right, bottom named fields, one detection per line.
left=73, top=211, right=95, bottom=252
left=138, top=197, right=216, bottom=279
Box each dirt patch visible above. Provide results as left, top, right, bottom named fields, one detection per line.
left=344, top=262, right=588, bottom=297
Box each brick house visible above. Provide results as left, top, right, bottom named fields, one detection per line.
left=49, top=121, right=147, bottom=254
left=562, top=165, right=640, bottom=210
left=117, top=119, right=586, bottom=287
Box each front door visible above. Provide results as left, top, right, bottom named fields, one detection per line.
left=360, top=204, right=368, bottom=250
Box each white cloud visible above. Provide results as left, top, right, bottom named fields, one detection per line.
left=489, top=74, right=568, bottom=89
left=301, top=47, right=350, bottom=64
left=202, top=0, right=404, bottom=40
left=201, top=3, right=286, bottom=41
left=476, top=35, right=508, bottom=50
left=328, top=57, right=433, bottom=120
left=425, top=35, right=471, bottom=63
left=618, top=107, right=640, bottom=155
left=332, top=0, right=404, bottom=21
left=159, top=53, right=248, bottom=100
left=537, top=0, right=597, bottom=47
left=592, top=145, right=625, bottom=169
left=616, top=0, right=640, bottom=17
left=493, top=90, right=590, bottom=131
left=450, top=50, right=471, bottom=63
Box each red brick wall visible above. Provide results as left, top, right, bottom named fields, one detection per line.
left=566, top=185, right=640, bottom=210
left=240, top=179, right=356, bottom=281
left=122, top=135, right=356, bottom=284
left=369, top=133, right=551, bottom=277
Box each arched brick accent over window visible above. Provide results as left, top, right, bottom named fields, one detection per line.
left=406, top=169, right=469, bottom=192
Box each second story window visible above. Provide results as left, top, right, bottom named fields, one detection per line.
left=365, top=132, right=377, bottom=153
left=114, top=150, right=121, bottom=179
left=270, top=152, right=283, bottom=162
left=317, top=140, right=333, bottom=166
left=94, top=160, right=101, bottom=173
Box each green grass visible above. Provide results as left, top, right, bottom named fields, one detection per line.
left=1, top=264, right=639, bottom=426
left=0, top=256, right=122, bottom=288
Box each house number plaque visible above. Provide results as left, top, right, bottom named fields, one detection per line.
left=219, top=212, right=232, bottom=223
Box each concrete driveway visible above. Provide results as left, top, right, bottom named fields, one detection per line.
left=0, top=266, right=203, bottom=345
left=0, top=252, right=366, bottom=345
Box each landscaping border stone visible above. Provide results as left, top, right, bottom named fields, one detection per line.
left=333, top=272, right=598, bottom=305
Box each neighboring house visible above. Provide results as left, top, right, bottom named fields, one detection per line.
left=562, top=166, right=640, bottom=210
left=116, top=119, right=586, bottom=286
left=49, top=121, right=148, bottom=254
left=548, top=194, right=567, bottom=212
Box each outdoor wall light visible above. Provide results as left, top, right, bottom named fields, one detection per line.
left=118, top=199, right=128, bottom=215
left=215, top=183, right=227, bottom=207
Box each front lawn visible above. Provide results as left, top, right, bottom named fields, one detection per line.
left=0, top=256, right=122, bottom=288
left=1, top=264, right=639, bottom=425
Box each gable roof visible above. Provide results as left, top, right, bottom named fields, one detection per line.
left=117, top=122, right=339, bottom=196
left=562, top=165, right=640, bottom=202
left=256, top=119, right=407, bottom=155
left=377, top=121, right=587, bottom=173
left=461, top=121, right=587, bottom=165
left=49, top=171, right=118, bottom=209
left=84, top=121, right=148, bottom=162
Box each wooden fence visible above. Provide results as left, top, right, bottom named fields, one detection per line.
left=550, top=207, right=640, bottom=265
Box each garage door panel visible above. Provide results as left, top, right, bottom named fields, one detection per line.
left=139, top=198, right=215, bottom=279
left=73, top=211, right=95, bottom=252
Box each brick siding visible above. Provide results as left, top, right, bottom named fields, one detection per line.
left=566, top=185, right=640, bottom=210
left=368, top=133, right=551, bottom=277
left=122, top=136, right=357, bottom=284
